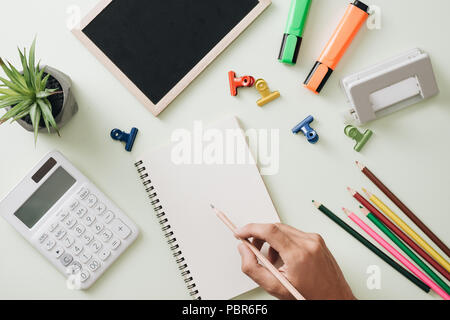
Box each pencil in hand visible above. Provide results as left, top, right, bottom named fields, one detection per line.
left=210, top=204, right=305, bottom=300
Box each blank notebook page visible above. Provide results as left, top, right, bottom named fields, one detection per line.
left=137, top=117, right=280, bottom=299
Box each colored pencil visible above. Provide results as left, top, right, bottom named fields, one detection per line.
left=348, top=187, right=450, bottom=281
left=360, top=206, right=450, bottom=295
left=312, top=201, right=430, bottom=293
left=210, top=204, right=305, bottom=300
left=342, top=208, right=450, bottom=300
left=356, top=161, right=450, bottom=258
left=364, top=189, right=450, bottom=274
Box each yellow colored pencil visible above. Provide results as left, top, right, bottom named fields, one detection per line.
left=363, top=189, right=450, bottom=273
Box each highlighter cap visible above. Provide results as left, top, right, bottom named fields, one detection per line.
left=278, top=34, right=302, bottom=65
left=303, top=61, right=333, bottom=94
left=353, top=0, right=369, bottom=13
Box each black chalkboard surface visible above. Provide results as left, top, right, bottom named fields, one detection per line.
left=75, top=0, right=270, bottom=116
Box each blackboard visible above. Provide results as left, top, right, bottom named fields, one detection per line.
left=73, top=0, right=270, bottom=116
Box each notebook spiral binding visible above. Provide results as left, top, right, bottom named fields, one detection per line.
left=135, top=160, right=201, bottom=300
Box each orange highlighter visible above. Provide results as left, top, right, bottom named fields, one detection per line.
left=304, top=1, right=369, bottom=94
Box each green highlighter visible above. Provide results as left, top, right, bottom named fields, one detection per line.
left=278, top=0, right=312, bottom=65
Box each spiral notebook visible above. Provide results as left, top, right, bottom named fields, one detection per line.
left=135, top=117, right=280, bottom=300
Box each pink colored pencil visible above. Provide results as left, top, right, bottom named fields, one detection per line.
left=342, top=208, right=450, bottom=300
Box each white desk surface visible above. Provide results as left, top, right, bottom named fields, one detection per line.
left=1, top=0, right=449, bottom=300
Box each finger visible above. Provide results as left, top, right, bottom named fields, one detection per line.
left=235, top=223, right=294, bottom=254
left=301, top=233, right=326, bottom=254
left=268, top=246, right=280, bottom=265
left=237, top=243, right=285, bottom=296
left=279, top=265, right=288, bottom=273
left=252, top=238, right=265, bottom=251
left=275, top=223, right=309, bottom=240
left=250, top=238, right=280, bottom=266
left=274, top=225, right=326, bottom=255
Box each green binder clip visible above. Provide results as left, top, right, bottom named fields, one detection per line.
left=345, top=125, right=373, bottom=152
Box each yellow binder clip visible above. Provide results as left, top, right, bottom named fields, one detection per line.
left=255, top=79, right=280, bottom=106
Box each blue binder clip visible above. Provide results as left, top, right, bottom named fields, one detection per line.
left=110, top=128, right=139, bottom=152
left=292, top=115, right=319, bottom=144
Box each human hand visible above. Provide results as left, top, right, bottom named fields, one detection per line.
left=235, top=223, right=355, bottom=300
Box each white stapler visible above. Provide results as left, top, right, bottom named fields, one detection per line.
left=340, top=48, right=439, bottom=125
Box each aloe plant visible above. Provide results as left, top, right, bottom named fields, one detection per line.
left=0, top=39, right=61, bottom=143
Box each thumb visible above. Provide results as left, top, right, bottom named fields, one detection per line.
left=237, top=243, right=283, bottom=295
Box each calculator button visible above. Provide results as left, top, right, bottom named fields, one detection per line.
left=72, top=241, right=84, bottom=256
left=64, top=216, right=77, bottom=229
left=83, top=214, right=96, bottom=226
left=38, top=233, right=48, bottom=243
left=59, top=211, right=70, bottom=221
left=80, top=252, right=92, bottom=264
left=68, top=199, right=79, bottom=211
left=104, top=211, right=115, bottom=224
left=49, top=222, right=59, bottom=232
left=55, top=228, right=67, bottom=240
left=68, top=261, right=82, bottom=274
left=87, top=259, right=101, bottom=272
left=74, top=206, right=88, bottom=218
left=93, top=202, right=106, bottom=215
left=53, top=247, right=64, bottom=258
left=73, top=224, right=86, bottom=237
left=85, top=194, right=98, bottom=208
left=61, top=253, right=73, bottom=267
left=90, top=240, right=103, bottom=253
left=82, top=232, right=94, bottom=245
left=44, top=238, right=56, bottom=251
left=79, top=270, right=90, bottom=283
left=110, top=238, right=121, bottom=251
left=92, top=222, right=104, bottom=234
left=64, top=235, right=75, bottom=248
left=110, top=219, right=131, bottom=239
left=77, top=187, right=90, bottom=200
left=100, top=229, right=113, bottom=243
left=99, top=249, right=111, bottom=261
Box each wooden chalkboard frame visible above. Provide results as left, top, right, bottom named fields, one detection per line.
left=72, top=0, right=271, bottom=117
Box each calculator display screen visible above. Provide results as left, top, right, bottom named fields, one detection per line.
left=14, top=166, right=76, bottom=228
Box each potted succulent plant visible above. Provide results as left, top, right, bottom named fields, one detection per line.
left=0, top=39, right=78, bottom=143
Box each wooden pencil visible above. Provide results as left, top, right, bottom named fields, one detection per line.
left=210, top=204, right=305, bottom=300
left=363, top=189, right=450, bottom=274
left=343, top=208, right=450, bottom=300
left=348, top=187, right=450, bottom=281
left=356, top=161, right=450, bottom=258
left=312, top=201, right=430, bottom=293
left=360, top=206, right=450, bottom=295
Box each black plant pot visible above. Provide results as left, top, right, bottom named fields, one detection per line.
left=16, top=66, right=78, bottom=133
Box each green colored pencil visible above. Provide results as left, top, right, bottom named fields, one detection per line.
left=312, top=201, right=430, bottom=293
left=360, top=206, right=450, bottom=295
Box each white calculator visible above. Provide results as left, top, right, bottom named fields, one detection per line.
left=0, top=150, right=139, bottom=289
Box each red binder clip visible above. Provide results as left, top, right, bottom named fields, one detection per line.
left=228, top=71, right=255, bottom=96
